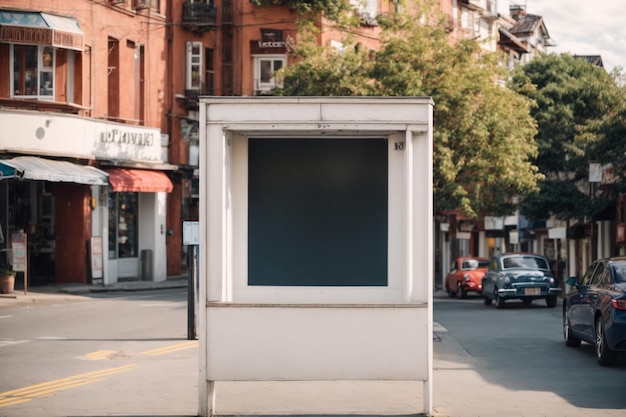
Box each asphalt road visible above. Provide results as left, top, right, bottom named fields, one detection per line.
left=0, top=288, right=198, bottom=417
left=1, top=288, right=626, bottom=417
left=433, top=291, right=626, bottom=415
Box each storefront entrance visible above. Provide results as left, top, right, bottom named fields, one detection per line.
left=1, top=181, right=56, bottom=285
left=108, top=192, right=139, bottom=278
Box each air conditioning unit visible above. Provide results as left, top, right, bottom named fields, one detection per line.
left=135, top=0, right=151, bottom=10
left=110, top=0, right=126, bottom=4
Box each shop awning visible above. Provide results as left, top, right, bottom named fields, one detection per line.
left=106, top=168, right=173, bottom=193
left=0, top=156, right=109, bottom=185
left=0, top=10, right=84, bottom=51
left=0, top=163, right=15, bottom=179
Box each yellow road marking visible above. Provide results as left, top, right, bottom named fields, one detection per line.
left=85, top=349, right=118, bottom=361
left=0, top=340, right=196, bottom=408
left=0, top=364, right=135, bottom=408
left=141, top=340, right=198, bottom=356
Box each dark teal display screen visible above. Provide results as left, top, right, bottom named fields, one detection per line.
left=248, top=138, right=388, bottom=286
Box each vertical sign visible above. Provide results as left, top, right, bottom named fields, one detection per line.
left=183, top=221, right=199, bottom=245
left=90, top=237, right=103, bottom=280
left=11, top=232, right=27, bottom=294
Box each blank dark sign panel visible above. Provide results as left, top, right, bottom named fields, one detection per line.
left=248, top=138, right=388, bottom=286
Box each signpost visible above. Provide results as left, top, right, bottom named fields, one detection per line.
left=183, top=221, right=199, bottom=340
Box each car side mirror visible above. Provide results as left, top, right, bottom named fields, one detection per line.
left=566, top=276, right=578, bottom=287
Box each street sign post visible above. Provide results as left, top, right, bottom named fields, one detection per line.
left=183, top=221, right=199, bottom=340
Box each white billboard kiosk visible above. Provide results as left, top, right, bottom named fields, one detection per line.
left=199, top=97, right=434, bottom=416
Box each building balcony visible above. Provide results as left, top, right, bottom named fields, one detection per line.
left=182, top=2, right=217, bottom=34
left=178, top=86, right=214, bottom=109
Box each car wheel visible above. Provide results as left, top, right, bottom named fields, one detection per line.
left=483, top=293, right=492, bottom=305
left=546, top=295, right=557, bottom=308
left=458, top=282, right=467, bottom=299
left=495, top=288, right=505, bottom=309
left=563, top=307, right=581, bottom=347
left=446, top=283, right=456, bottom=298
left=595, top=317, right=617, bottom=366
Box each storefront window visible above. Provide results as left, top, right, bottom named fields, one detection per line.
left=108, top=193, right=138, bottom=259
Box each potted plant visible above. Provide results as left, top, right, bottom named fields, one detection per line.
left=0, top=263, right=15, bottom=294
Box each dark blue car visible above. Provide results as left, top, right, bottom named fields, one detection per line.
left=482, top=253, right=560, bottom=308
left=563, top=257, right=626, bottom=366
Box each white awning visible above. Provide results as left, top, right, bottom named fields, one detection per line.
left=0, top=157, right=108, bottom=185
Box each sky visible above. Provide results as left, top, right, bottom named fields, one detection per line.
left=497, top=0, right=626, bottom=73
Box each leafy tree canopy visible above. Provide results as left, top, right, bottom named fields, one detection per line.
left=273, top=0, right=542, bottom=217
left=511, top=54, right=626, bottom=221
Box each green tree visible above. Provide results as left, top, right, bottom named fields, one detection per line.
left=274, top=0, right=541, bottom=217
left=511, top=54, right=626, bottom=221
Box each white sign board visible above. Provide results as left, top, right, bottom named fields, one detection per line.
left=549, top=227, right=567, bottom=239
left=183, top=221, right=199, bottom=245
left=90, top=237, right=103, bottom=279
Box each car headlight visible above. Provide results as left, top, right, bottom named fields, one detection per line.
left=504, top=277, right=511, bottom=284
left=463, top=274, right=470, bottom=282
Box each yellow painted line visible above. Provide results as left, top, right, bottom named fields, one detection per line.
left=85, top=349, right=118, bottom=361
left=141, top=340, right=198, bottom=356
left=0, top=364, right=135, bottom=408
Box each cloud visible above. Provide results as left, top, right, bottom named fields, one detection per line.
left=499, top=0, right=626, bottom=71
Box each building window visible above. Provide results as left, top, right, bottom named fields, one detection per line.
left=205, top=48, right=214, bottom=95
left=134, top=0, right=159, bottom=11
left=461, top=8, right=478, bottom=39
left=186, top=41, right=202, bottom=91
left=254, top=55, right=285, bottom=94
left=108, top=193, right=139, bottom=259
left=108, top=37, right=120, bottom=119
left=11, top=45, right=54, bottom=99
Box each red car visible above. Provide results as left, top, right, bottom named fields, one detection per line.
left=444, top=256, right=489, bottom=298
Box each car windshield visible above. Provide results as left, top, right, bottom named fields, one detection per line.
left=462, top=259, right=489, bottom=270
left=502, top=256, right=548, bottom=270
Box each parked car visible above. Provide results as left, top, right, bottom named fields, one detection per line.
left=444, top=256, right=489, bottom=298
left=563, top=257, right=626, bottom=366
left=482, top=253, right=560, bottom=308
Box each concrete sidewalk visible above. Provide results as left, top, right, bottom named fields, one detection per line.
left=0, top=276, right=188, bottom=309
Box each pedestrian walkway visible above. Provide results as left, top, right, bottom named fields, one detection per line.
left=0, top=276, right=188, bottom=309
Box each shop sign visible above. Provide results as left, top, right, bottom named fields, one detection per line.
left=548, top=227, right=566, bottom=239
left=483, top=216, right=504, bottom=230
left=250, top=28, right=288, bottom=54
left=11, top=232, right=27, bottom=272
left=99, top=129, right=155, bottom=146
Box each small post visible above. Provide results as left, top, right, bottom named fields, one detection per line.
left=183, top=221, right=199, bottom=340
left=187, top=245, right=197, bottom=340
